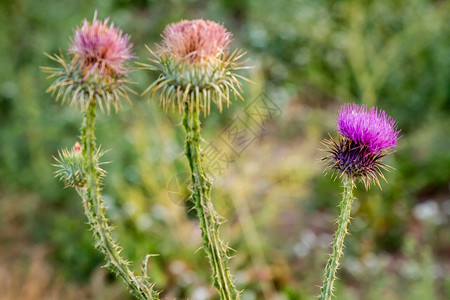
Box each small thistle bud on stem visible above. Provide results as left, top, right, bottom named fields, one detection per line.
left=53, top=142, right=88, bottom=188
left=44, top=12, right=159, bottom=300
left=53, top=142, right=106, bottom=188
left=143, top=19, right=248, bottom=300
left=318, top=103, right=401, bottom=300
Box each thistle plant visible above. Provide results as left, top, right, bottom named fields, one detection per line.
left=142, top=19, right=248, bottom=300
left=43, top=13, right=159, bottom=300
left=318, top=103, right=401, bottom=300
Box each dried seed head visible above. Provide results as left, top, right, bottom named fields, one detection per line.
left=322, top=104, right=401, bottom=189
left=142, top=19, right=248, bottom=115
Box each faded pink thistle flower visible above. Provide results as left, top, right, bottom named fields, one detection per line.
left=159, top=19, right=232, bottom=64
left=43, top=12, right=135, bottom=112
left=70, top=12, right=133, bottom=77
left=143, top=19, right=247, bottom=115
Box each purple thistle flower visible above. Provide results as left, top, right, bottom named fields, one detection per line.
left=337, top=104, right=400, bottom=153
left=323, top=103, right=401, bottom=189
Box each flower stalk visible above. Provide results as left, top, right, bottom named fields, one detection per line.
left=143, top=19, right=247, bottom=299
left=77, top=101, right=159, bottom=300
left=318, top=176, right=355, bottom=300
left=182, top=103, right=239, bottom=300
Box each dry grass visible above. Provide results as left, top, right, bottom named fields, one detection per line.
left=0, top=247, right=87, bottom=300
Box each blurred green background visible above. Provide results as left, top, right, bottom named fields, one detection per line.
left=0, top=0, right=449, bottom=299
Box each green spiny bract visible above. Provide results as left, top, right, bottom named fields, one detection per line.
left=42, top=53, right=133, bottom=113
left=142, top=47, right=247, bottom=115
left=53, top=143, right=106, bottom=188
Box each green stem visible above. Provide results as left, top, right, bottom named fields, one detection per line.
left=182, top=104, right=239, bottom=300
left=79, top=101, right=159, bottom=300
left=318, top=176, right=355, bottom=300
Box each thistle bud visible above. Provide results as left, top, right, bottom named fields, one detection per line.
left=322, top=104, right=401, bottom=189
left=142, top=19, right=247, bottom=115
left=53, top=142, right=106, bottom=188
left=53, top=143, right=87, bottom=188
left=43, top=11, right=134, bottom=112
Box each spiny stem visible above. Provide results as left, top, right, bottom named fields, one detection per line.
left=318, top=176, right=355, bottom=300
left=79, top=101, right=159, bottom=300
left=182, top=103, right=239, bottom=300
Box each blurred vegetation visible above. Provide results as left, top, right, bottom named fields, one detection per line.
left=0, top=0, right=449, bottom=299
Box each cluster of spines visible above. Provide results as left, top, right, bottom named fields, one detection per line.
left=141, top=47, right=247, bottom=115
left=42, top=52, right=134, bottom=113
left=321, top=135, right=392, bottom=189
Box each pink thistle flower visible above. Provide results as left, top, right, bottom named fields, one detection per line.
left=159, top=19, right=232, bottom=64
left=70, top=12, right=133, bottom=77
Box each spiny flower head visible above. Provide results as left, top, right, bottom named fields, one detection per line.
left=142, top=19, right=248, bottom=115
left=322, top=104, right=401, bottom=189
left=70, top=12, right=133, bottom=77
left=42, top=12, right=134, bottom=113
